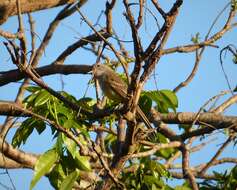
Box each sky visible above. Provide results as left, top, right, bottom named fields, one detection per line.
left=0, top=0, right=237, bottom=189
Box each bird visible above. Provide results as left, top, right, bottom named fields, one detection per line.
left=92, top=63, right=153, bottom=131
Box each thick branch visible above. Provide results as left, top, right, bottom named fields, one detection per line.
left=0, top=136, right=38, bottom=168
left=181, top=144, right=198, bottom=190
left=1, top=101, right=237, bottom=136
left=157, top=112, right=237, bottom=128
left=0, top=64, right=92, bottom=87
left=0, top=0, right=77, bottom=25
left=152, top=111, right=237, bottom=140
left=0, top=152, right=25, bottom=169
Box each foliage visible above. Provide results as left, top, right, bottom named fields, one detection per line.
left=12, top=86, right=181, bottom=189
left=121, top=158, right=171, bottom=190
left=0, top=1, right=236, bottom=190
left=199, top=166, right=237, bottom=190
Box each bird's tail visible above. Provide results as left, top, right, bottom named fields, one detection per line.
left=136, top=106, right=153, bottom=129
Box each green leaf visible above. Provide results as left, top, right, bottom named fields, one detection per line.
left=62, top=134, right=77, bottom=158
left=12, top=118, right=46, bottom=148
left=48, top=163, right=66, bottom=189
left=25, top=86, right=42, bottom=93
left=30, top=149, right=59, bottom=190
left=234, top=85, right=237, bottom=92
left=156, top=147, right=175, bottom=159
left=77, top=97, right=95, bottom=112
left=174, top=186, right=192, bottom=190
left=139, top=94, right=152, bottom=114
left=60, top=91, right=78, bottom=103
left=63, top=119, right=74, bottom=129
left=59, top=170, right=80, bottom=190
left=143, top=90, right=178, bottom=113
left=160, top=90, right=178, bottom=107
left=34, top=120, right=47, bottom=134
left=55, top=134, right=64, bottom=156
left=24, top=93, right=38, bottom=105
left=62, top=120, right=89, bottom=138
left=142, top=91, right=162, bottom=106
left=34, top=90, right=51, bottom=107
left=143, top=175, right=163, bottom=188
left=191, top=32, right=200, bottom=44
left=149, top=161, right=170, bottom=178
left=156, top=133, right=169, bottom=143
left=233, top=55, right=237, bottom=64
left=56, top=104, right=73, bottom=118
left=75, top=155, right=91, bottom=171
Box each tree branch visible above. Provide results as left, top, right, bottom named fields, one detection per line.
left=0, top=64, right=92, bottom=87
left=0, top=136, right=38, bottom=168
left=0, top=0, right=78, bottom=25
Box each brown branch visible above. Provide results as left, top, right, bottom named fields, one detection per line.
left=1, top=101, right=93, bottom=157
left=151, top=0, right=166, bottom=19
left=123, top=0, right=143, bottom=63
left=199, top=157, right=237, bottom=168
left=130, top=141, right=181, bottom=158
left=105, top=0, right=116, bottom=34
left=0, top=78, right=29, bottom=137
left=0, top=101, right=30, bottom=117
left=0, top=0, right=78, bottom=25
left=0, top=28, right=24, bottom=39
left=1, top=101, right=236, bottom=134
left=53, top=29, right=111, bottom=64
left=0, top=64, right=92, bottom=87
left=173, top=42, right=204, bottom=92
left=211, top=94, right=237, bottom=114
left=0, top=136, right=38, bottom=168
left=198, top=136, right=233, bottom=175
left=150, top=109, right=237, bottom=140
left=170, top=171, right=217, bottom=180
left=0, top=152, right=26, bottom=169
left=27, top=13, right=36, bottom=63
left=156, top=111, right=237, bottom=128
left=162, top=43, right=218, bottom=55
left=116, top=118, right=126, bottom=156
left=0, top=0, right=30, bottom=139
left=89, top=125, right=117, bottom=136
left=92, top=143, right=124, bottom=189
left=162, top=2, right=236, bottom=56
left=150, top=109, right=178, bottom=139
left=31, top=2, right=87, bottom=67
left=77, top=8, right=130, bottom=81
left=181, top=144, right=198, bottom=190
left=136, top=0, right=144, bottom=29
left=140, top=0, right=183, bottom=83
left=123, top=0, right=145, bottom=113
left=165, top=138, right=216, bottom=169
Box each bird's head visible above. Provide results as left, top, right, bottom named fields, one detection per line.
left=92, top=63, right=109, bottom=78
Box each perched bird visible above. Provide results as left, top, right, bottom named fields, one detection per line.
left=92, top=63, right=153, bottom=130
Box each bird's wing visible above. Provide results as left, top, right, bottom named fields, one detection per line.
left=108, top=74, right=128, bottom=100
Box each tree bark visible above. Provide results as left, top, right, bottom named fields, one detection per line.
left=0, top=0, right=76, bottom=24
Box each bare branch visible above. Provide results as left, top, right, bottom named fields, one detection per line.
left=0, top=64, right=92, bottom=87
left=0, top=136, right=38, bottom=168
left=130, top=141, right=181, bottom=158
left=0, top=0, right=78, bottom=25
left=181, top=144, right=198, bottom=190
left=198, top=136, right=233, bottom=175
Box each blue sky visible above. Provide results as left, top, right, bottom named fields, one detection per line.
left=0, top=1, right=237, bottom=189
